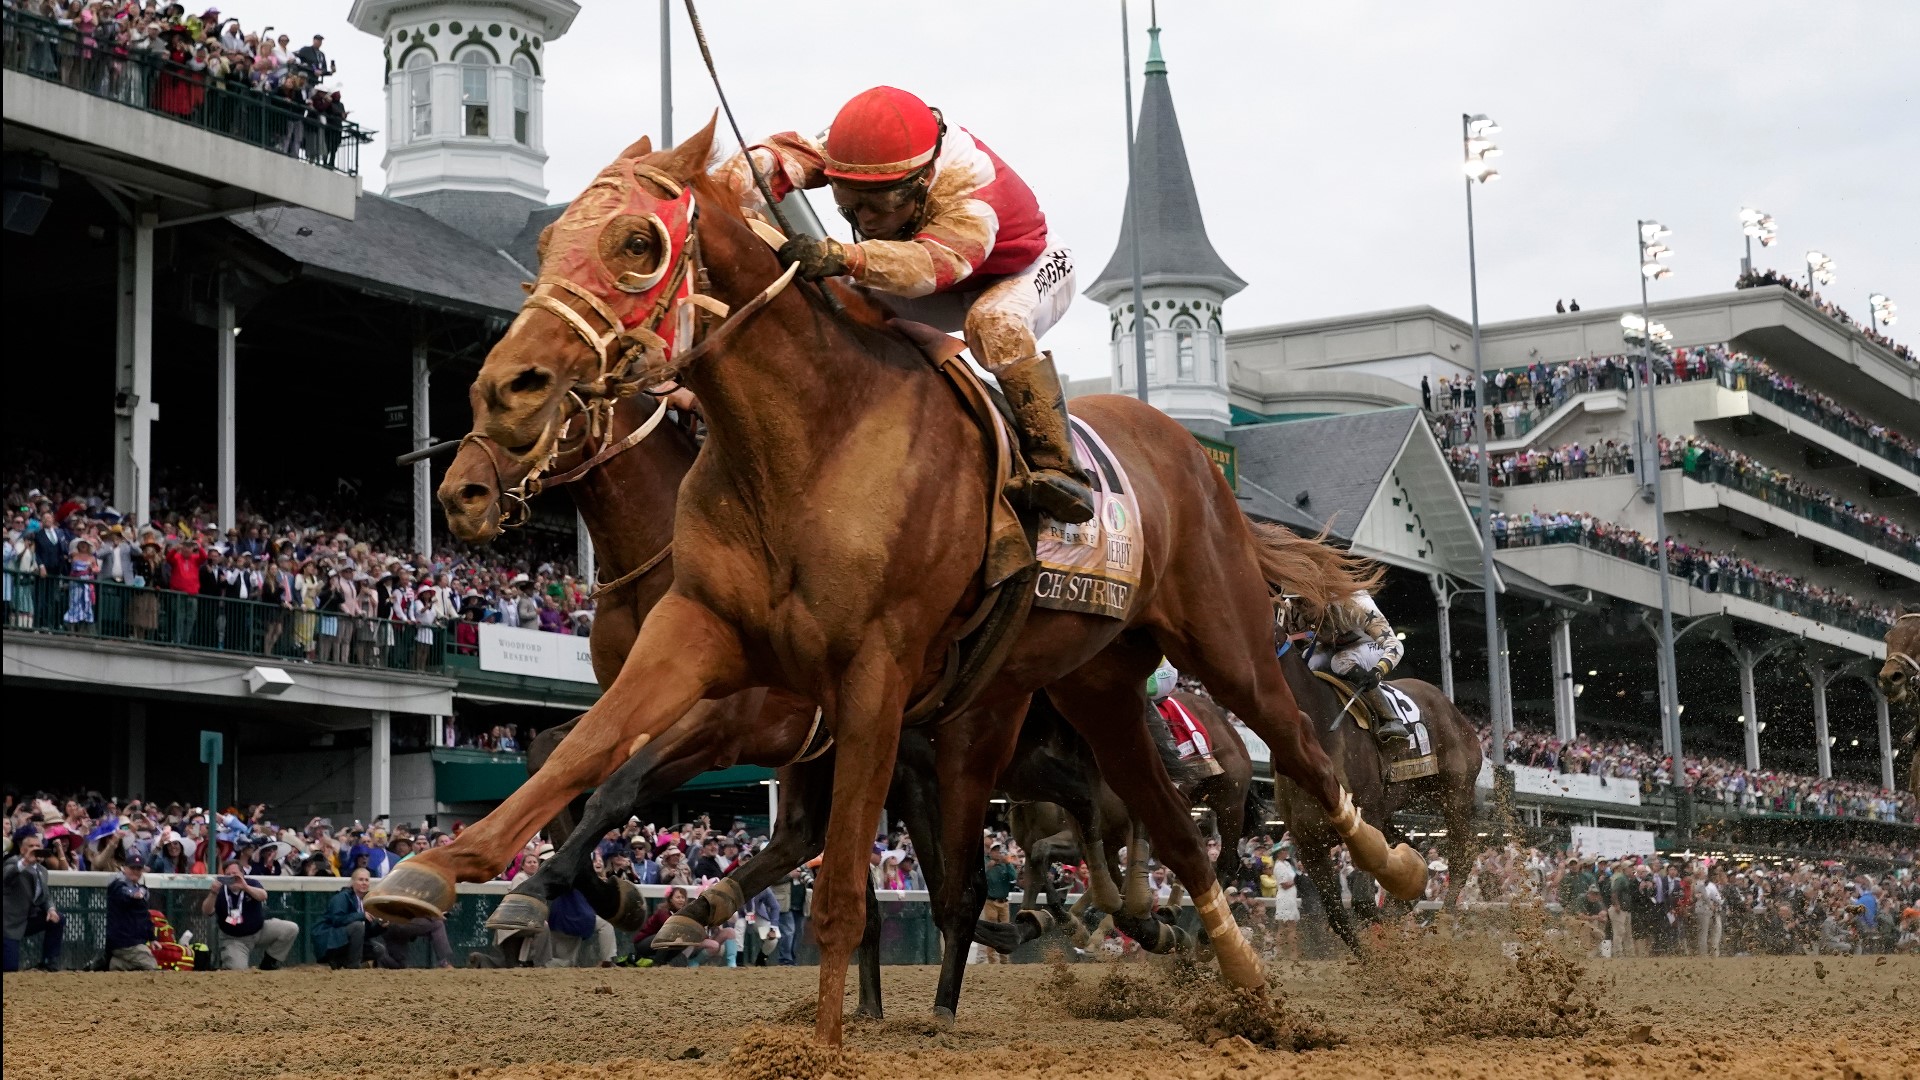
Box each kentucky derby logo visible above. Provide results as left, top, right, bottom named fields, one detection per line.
left=1104, top=496, right=1128, bottom=533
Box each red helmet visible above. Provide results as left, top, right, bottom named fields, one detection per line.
left=821, top=86, right=942, bottom=184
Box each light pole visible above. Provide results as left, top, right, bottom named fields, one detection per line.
left=1806, top=250, right=1836, bottom=293
left=1737, top=207, right=1775, bottom=277
left=1461, top=112, right=1506, bottom=764
left=659, top=0, right=672, bottom=144
left=1869, top=293, right=1897, bottom=334
left=1119, top=0, right=1150, bottom=404
left=1635, top=219, right=1686, bottom=833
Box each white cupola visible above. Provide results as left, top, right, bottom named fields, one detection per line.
left=348, top=0, right=579, bottom=246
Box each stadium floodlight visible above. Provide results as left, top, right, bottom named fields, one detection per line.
left=1463, top=113, right=1501, bottom=183
left=1806, top=250, right=1836, bottom=288
left=1738, top=207, right=1778, bottom=256
left=1869, top=293, right=1897, bottom=331
left=1460, top=110, right=1509, bottom=765
left=1640, top=221, right=1673, bottom=280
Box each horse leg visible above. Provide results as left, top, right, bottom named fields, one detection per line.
left=931, top=705, right=1026, bottom=1023
left=1047, top=651, right=1263, bottom=988
left=1163, top=617, right=1425, bottom=902
left=1299, top=839, right=1362, bottom=954
left=525, top=717, right=584, bottom=849
left=1207, top=778, right=1248, bottom=890
left=367, top=595, right=746, bottom=921
left=882, top=731, right=949, bottom=1021
left=486, top=737, right=699, bottom=933
left=811, top=656, right=911, bottom=1047
left=1440, top=772, right=1478, bottom=914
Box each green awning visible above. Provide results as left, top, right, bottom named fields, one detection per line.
left=431, top=748, right=529, bottom=803
left=675, top=764, right=775, bottom=792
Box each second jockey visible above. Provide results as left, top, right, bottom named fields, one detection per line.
left=1146, top=657, right=1223, bottom=777
left=716, top=86, right=1096, bottom=524
left=1307, top=591, right=1411, bottom=747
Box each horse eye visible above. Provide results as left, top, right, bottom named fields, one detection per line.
left=625, top=234, right=652, bottom=256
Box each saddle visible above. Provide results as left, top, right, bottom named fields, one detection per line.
left=1311, top=670, right=1438, bottom=783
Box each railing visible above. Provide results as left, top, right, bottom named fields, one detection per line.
left=1491, top=523, right=1896, bottom=638
left=2, top=10, right=367, bottom=176
left=1450, top=450, right=1918, bottom=564
left=1684, top=456, right=1919, bottom=562
left=2, top=571, right=445, bottom=674
left=1727, top=365, right=1920, bottom=473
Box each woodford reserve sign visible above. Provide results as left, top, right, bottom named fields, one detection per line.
left=1194, top=433, right=1238, bottom=491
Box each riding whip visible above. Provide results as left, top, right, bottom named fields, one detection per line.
left=679, top=0, right=845, bottom=315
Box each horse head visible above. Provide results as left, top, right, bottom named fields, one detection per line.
left=471, top=118, right=721, bottom=462
left=1880, top=611, right=1920, bottom=707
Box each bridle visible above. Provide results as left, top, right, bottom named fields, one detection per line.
left=1885, top=611, right=1920, bottom=691
left=464, top=159, right=798, bottom=596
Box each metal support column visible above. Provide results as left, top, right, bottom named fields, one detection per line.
left=1739, top=652, right=1761, bottom=771
left=1807, top=662, right=1833, bottom=780
left=1550, top=611, right=1576, bottom=743
left=1496, top=621, right=1514, bottom=737
left=1428, top=574, right=1455, bottom=699
left=577, top=511, right=596, bottom=589
left=215, top=274, right=237, bottom=533
left=370, top=710, right=393, bottom=822
left=114, top=210, right=158, bottom=523
left=126, top=700, right=147, bottom=800
left=1871, top=685, right=1894, bottom=792
left=765, top=779, right=780, bottom=831
left=411, top=344, right=432, bottom=559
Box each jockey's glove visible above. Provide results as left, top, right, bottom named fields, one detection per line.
left=777, top=235, right=851, bottom=281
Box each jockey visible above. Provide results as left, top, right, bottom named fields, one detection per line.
left=1308, top=591, right=1411, bottom=747
left=716, top=86, right=1095, bottom=524
left=1146, top=657, right=1223, bottom=777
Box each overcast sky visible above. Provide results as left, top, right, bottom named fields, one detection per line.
left=264, top=1, right=1916, bottom=379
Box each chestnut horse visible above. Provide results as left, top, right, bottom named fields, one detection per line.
left=1877, top=612, right=1919, bottom=799
left=370, top=120, right=1423, bottom=1044
left=443, top=387, right=1193, bottom=1019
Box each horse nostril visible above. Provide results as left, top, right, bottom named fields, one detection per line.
left=459, top=483, right=492, bottom=507
left=508, top=367, right=550, bottom=396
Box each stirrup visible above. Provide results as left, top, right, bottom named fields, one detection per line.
left=1374, top=719, right=1412, bottom=746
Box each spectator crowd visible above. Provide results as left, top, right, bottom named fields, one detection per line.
left=1495, top=727, right=1917, bottom=826
left=1737, top=268, right=1913, bottom=366
left=3, top=465, right=597, bottom=669
left=1489, top=508, right=1899, bottom=636
left=6, top=1, right=359, bottom=168
left=1426, top=343, right=1916, bottom=476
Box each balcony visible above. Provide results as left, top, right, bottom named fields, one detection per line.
left=2, top=10, right=361, bottom=220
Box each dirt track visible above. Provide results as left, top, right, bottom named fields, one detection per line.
left=4, top=952, right=1916, bottom=1080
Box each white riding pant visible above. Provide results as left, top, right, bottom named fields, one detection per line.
left=882, top=247, right=1075, bottom=372
left=1308, top=638, right=1395, bottom=679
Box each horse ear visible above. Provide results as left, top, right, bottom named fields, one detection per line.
left=658, top=111, right=720, bottom=182
left=536, top=223, right=554, bottom=263
left=618, top=135, right=654, bottom=159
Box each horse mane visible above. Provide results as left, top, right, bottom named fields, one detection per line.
left=1245, top=519, right=1386, bottom=627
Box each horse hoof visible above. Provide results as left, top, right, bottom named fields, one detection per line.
left=484, top=892, right=549, bottom=933
left=1378, top=842, right=1428, bottom=902
left=651, top=913, right=710, bottom=950
left=365, top=862, right=456, bottom=921
left=930, top=1006, right=955, bottom=1031
left=1015, top=907, right=1056, bottom=937
left=609, top=878, right=650, bottom=932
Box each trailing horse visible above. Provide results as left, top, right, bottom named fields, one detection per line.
left=1878, top=611, right=1919, bottom=800
left=1260, top=627, right=1482, bottom=952
left=369, top=120, right=1424, bottom=1044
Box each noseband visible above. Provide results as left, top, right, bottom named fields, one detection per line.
left=464, top=160, right=800, bottom=591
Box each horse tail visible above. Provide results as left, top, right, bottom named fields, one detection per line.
left=1146, top=701, right=1211, bottom=789
left=1245, top=519, right=1386, bottom=628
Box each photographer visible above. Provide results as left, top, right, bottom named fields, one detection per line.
left=105, top=853, right=156, bottom=970
left=201, top=857, right=297, bottom=970
left=3, top=828, right=63, bottom=972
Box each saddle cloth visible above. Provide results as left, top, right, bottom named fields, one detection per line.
left=1157, top=695, right=1212, bottom=760
left=1311, top=671, right=1439, bottom=783
left=1031, top=417, right=1143, bottom=620
left=1378, top=685, right=1439, bottom=783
